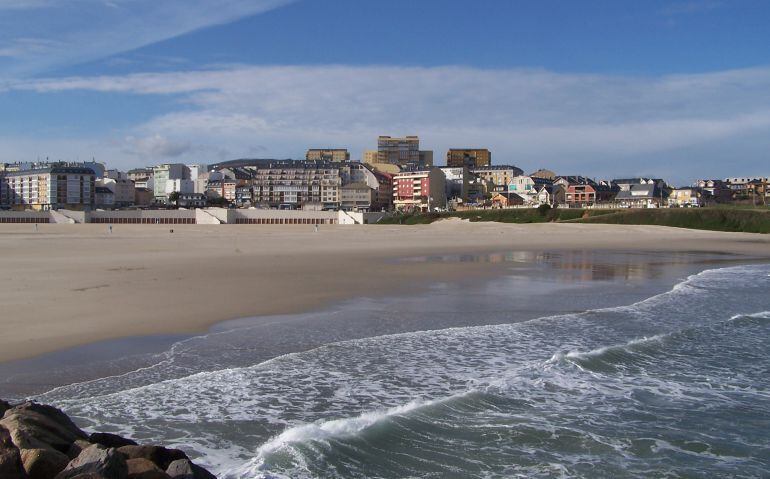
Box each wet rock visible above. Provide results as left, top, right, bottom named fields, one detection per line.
left=166, top=459, right=216, bottom=479
left=55, top=444, right=127, bottom=479
left=20, top=448, right=69, bottom=479
left=89, top=432, right=138, bottom=449
left=0, top=402, right=87, bottom=453
left=117, top=445, right=187, bottom=471
left=127, top=458, right=171, bottom=479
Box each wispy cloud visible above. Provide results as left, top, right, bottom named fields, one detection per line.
left=0, top=0, right=295, bottom=76
left=5, top=64, right=770, bottom=183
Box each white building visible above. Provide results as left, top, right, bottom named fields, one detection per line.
left=165, top=179, right=195, bottom=196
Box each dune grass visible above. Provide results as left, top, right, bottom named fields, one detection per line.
left=379, top=207, right=770, bottom=233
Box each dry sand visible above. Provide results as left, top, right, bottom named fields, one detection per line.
left=1, top=220, right=768, bottom=363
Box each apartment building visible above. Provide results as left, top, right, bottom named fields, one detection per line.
left=0, top=166, right=95, bottom=210
left=247, top=161, right=342, bottom=208
left=153, top=163, right=189, bottom=201
left=98, top=178, right=135, bottom=207
left=446, top=149, right=491, bottom=169
left=439, top=166, right=471, bottom=202
left=393, top=168, right=447, bottom=212
left=470, top=165, right=524, bottom=193
left=377, top=136, right=433, bottom=169
left=306, top=149, right=350, bottom=162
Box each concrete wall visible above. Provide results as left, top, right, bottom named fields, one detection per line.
left=338, top=211, right=387, bottom=225
left=0, top=211, right=50, bottom=223
left=57, top=210, right=87, bottom=223
left=89, top=210, right=196, bottom=224
left=232, top=209, right=338, bottom=224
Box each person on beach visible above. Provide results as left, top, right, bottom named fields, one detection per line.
left=108, top=224, right=112, bottom=234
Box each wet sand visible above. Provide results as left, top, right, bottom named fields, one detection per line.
left=1, top=220, right=769, bottom=363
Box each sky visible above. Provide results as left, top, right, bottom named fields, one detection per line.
left=0, top=0, right=769, bottom=185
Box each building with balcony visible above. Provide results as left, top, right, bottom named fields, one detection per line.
left=245, top=160, right=342, bottom=208
left=0, top=166, right=95, bottom=210
left=393, top=168, right=447, bottom=212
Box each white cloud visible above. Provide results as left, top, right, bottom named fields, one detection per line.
left=4, top=64, right=770, bottom=183
left=0, top=0, right=295, bottom=76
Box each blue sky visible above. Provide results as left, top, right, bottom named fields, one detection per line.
left=1, top=0, right=769, bottom=184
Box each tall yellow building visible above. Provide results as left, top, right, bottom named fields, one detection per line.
left=306, top=149, right=350, bottom=162
left=446, top=149, right=491, bottom=168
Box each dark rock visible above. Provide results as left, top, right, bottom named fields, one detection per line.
left=0, top=399, right=11, bottom=417
left=0, top=402, right=87, bottom=453
left=0, top=425, right=27, bottom=479
left=126, top=458, right=171, bottom=479
left=165, top=459, right=216, bottom=479
left=89, top=432, right=138, bottom=449
left=55, top=444, right=127, bottom=479
left=117, top=445, right=187, bottom=471
left=20, top=448, right=69, bottom=479
left=67, top=440, right=93, bottom=460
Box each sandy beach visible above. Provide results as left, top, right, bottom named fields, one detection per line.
left=1, top=220, right=769, bottom=363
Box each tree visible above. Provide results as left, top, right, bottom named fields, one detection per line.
left=167, top=191, right=180, bottom=207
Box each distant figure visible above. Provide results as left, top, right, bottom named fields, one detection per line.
left=314, top=224, right=319, bottom=233
left=34, top=223, right=38, bottom=232
left=108, top=224, right=113, bottom=234
left=170, top=229, right=174, bottom=234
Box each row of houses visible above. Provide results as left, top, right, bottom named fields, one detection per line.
left=1, top=154, right=768, bottom=212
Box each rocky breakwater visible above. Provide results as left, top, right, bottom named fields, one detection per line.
left=0, top=399, right=217, bottom=478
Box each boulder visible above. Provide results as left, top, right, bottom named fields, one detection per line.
left=165, top=459, right=216, bottom=479
left=55, top=444, right=127, bottom=479
left=0, top=424, right=27, bottom=479
left=0, top=402, right=87, bottom=453
left=89, top=432, right=138, bottom=449
left=67, top=439, right=94, bottom=460
left=117, top=445, right=187, bottom=471
left=126, top=458, right=171, bottom=479
left=0, top=450, right=27, bottom=479
left=20, top=448, right=70, bottom=479
left=0, top=399, right=11, bottom=417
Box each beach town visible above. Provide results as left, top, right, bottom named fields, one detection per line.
left=1, top=135, right=768, bottom=226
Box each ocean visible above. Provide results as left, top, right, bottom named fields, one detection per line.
left=3, top=251, right=769, bottom=478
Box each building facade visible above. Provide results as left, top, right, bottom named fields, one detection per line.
left=153, top=164, right=189, bottom=201
left=471, top=165, right=524, bottom=193
left=439, top=166, right=470, bottom=203
left=247, top=161, right=342, bottom=208
left=306, top=149, right=350, bottom=162
left=99, top=178, right=135, bottom=207
left=668, top=188, right=706, bottom=207
left=446, top=149, right=491, bottom=169
left=376, top=136, right=433, bottom=169
left=0, top=166, right=95, bottom=210
left=392, top=168, right=447, bottom=212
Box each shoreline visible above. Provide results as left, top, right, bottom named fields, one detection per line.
left=2, top=221, right=770, bottom=364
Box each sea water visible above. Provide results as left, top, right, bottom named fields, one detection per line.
left=15, top=253, right=770, bottom=478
